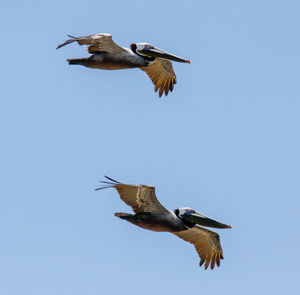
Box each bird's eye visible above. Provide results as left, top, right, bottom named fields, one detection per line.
left=130, top=43, right=137, bottom=50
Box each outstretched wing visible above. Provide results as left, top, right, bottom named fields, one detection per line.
left=96, top=176, right=169, bottom=214
left=140, top=58, right=177, bottom=97
left=57, top=33, right=125, bottom=54
left=173, top=225, right=224, bottom=270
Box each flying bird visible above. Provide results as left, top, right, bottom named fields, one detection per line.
left=57, top=33, right=190, bottom=97
left=96, top=176, right=231, bottom=269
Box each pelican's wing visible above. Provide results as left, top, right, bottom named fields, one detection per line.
left=57, top=33, right=125, bottom=54
left=140, top=58, right=177, bottom=97
left=96, top=176, right=169, bottom=214
left=173, top=225, right=224, bottom=270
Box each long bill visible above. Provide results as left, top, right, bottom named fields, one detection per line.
left=140, top=47, right=191, bottom=63
left=182, top=211, right=232, bottom=229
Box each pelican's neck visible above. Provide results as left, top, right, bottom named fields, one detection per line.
left=173, top=211, right=195, bottom=228
left=130, top=44, right=155, bottom=62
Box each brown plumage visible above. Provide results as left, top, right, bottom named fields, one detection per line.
left=97, top=176, right=231, bottom=269
left=140, top=59, right=177, bottom=97
left=57, top=33, right=190, bottom=97
left=56, top=33, right=124, bottom=54
left=114, top=184, right=168, bottom=213
left=173, top=225, right=224, bottom=270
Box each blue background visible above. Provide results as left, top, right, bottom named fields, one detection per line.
left=1, top=1, right=299, bottom=294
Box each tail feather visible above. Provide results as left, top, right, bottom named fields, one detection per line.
left=114, top=213, right=133, bottom=220
left=67, top=58, right=89, bottom=65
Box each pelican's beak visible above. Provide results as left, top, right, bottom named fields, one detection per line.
left=140, top=46, right=190, bottom=63
left=181, top=211, right=232, bottom=229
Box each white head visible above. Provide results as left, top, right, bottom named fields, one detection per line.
left=136, top=43, right=152, bottom=50
left=135, top=43, right=154, bottom=56
left=174, top=207, right=196, bottom=218
left=174, top=207, right=232, bottom=229
left=130, top=42, right=191, bottom=63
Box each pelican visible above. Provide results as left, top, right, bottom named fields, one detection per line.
left=96, top=176, right=231, bottom=269
left=57, top=33, right=190, bottom=97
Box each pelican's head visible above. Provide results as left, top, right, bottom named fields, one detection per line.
left=174, top=207, right=231, bottom=229
left=130, top=43, right=190, bottom=63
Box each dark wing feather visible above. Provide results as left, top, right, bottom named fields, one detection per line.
left=140, top=58, right=177, bottom=97
left=173, top=225, right=224, bottom=270
left=57, top=33, right=125, bottom=54
left=96, top=176, right=168, bottom=214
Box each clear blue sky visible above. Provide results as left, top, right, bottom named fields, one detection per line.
left=1, top=1, right=299, bottom=294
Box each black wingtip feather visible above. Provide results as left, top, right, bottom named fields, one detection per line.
left=100, top=181, right=116, bottom=185
left=104, top=175, right=121, bottom=184
left=95, top=185, right=112, bottom=191
left=199, top=258, right=205, bottom=267
left=56, top=35, right=78, bottom=50
left=95, top=176, right=122, bottom=191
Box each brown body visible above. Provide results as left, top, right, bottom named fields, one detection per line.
left=97, top=176, right=231, bottom=269
left=67, top=51, right=147, bottom=70
left=115, top=211, right=188, bottom=232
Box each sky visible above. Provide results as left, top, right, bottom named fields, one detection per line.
left=1, top=0, right=300, bottom=294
